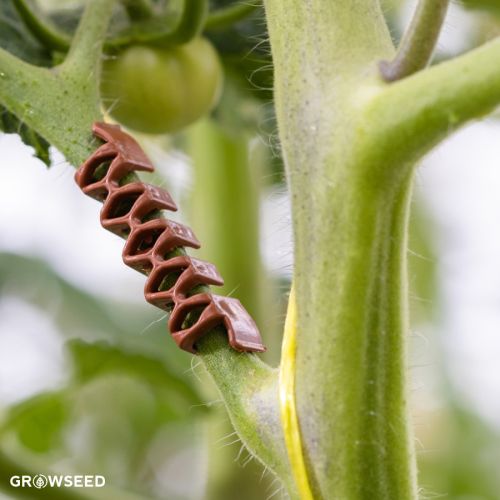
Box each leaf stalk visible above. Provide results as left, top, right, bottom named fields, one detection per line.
left=379, top=0, right=450, bottom=81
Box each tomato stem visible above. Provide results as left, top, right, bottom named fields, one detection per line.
left=145, top=0, right=208, bottom=47
left=12, top=0, right=208, bottom=54
left=366, top=36, right=500, bottom=164
left=263, top=1, right=417, bottom=497
left=379, top=0, right=450, bottom=82
left=205, top=1, right=261, bottom=31
left=61, top=0, right=115, bottom=78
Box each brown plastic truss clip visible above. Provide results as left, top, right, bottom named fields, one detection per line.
left=75, top=122, right=266, bottom=354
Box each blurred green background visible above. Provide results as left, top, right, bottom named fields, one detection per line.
left=1, top=0, right=500, bottom=498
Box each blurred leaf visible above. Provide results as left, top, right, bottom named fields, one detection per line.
left=0, top=0, right=52, bottom=65
left=0, top=252, right=191, bottom=373
left=1, top=340, right=206, bottom=469
left=67, top=339, right=205, bottom=414
left=0, top=252, right=124, bottom=335
left=419, top=402, right=500, bottom=499
left=4, top=392, right=69, bottom=453
left=212, top=71, right=262, bottom=133
left=206, top=2, right=273, bottom=103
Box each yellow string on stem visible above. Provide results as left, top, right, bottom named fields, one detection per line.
left=279, top=285, right=314, bottom=499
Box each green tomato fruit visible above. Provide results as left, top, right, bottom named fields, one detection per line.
left=101, top=38, right=223, bottom=134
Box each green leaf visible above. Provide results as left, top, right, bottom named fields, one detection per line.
left=0, top=0, right=52, bottom=66
left=0, top=252, right=193, bottom=375
left=67, top=339, right=206, bottom=417
left=1, top=339, right=207, bottom=456
left=4, top=392, right=69, bottom=453
left=0, top=105, right=51, bottom=166
left=419, top=401, right=500, bottom=499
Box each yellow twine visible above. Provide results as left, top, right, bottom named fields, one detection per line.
left=279, top=285, right=314, bottom=500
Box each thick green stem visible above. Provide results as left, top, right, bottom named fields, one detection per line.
left=264, top=1, right=418, bottom=498
left=289, top=166, right=417, bottom=499
left=265, top=1, right=500, bottom=496
left=379, top=0, right=450, bottom=81
left=281, top=142, right=419, bottom=499
left=264, top=0, right=393, bottom=124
